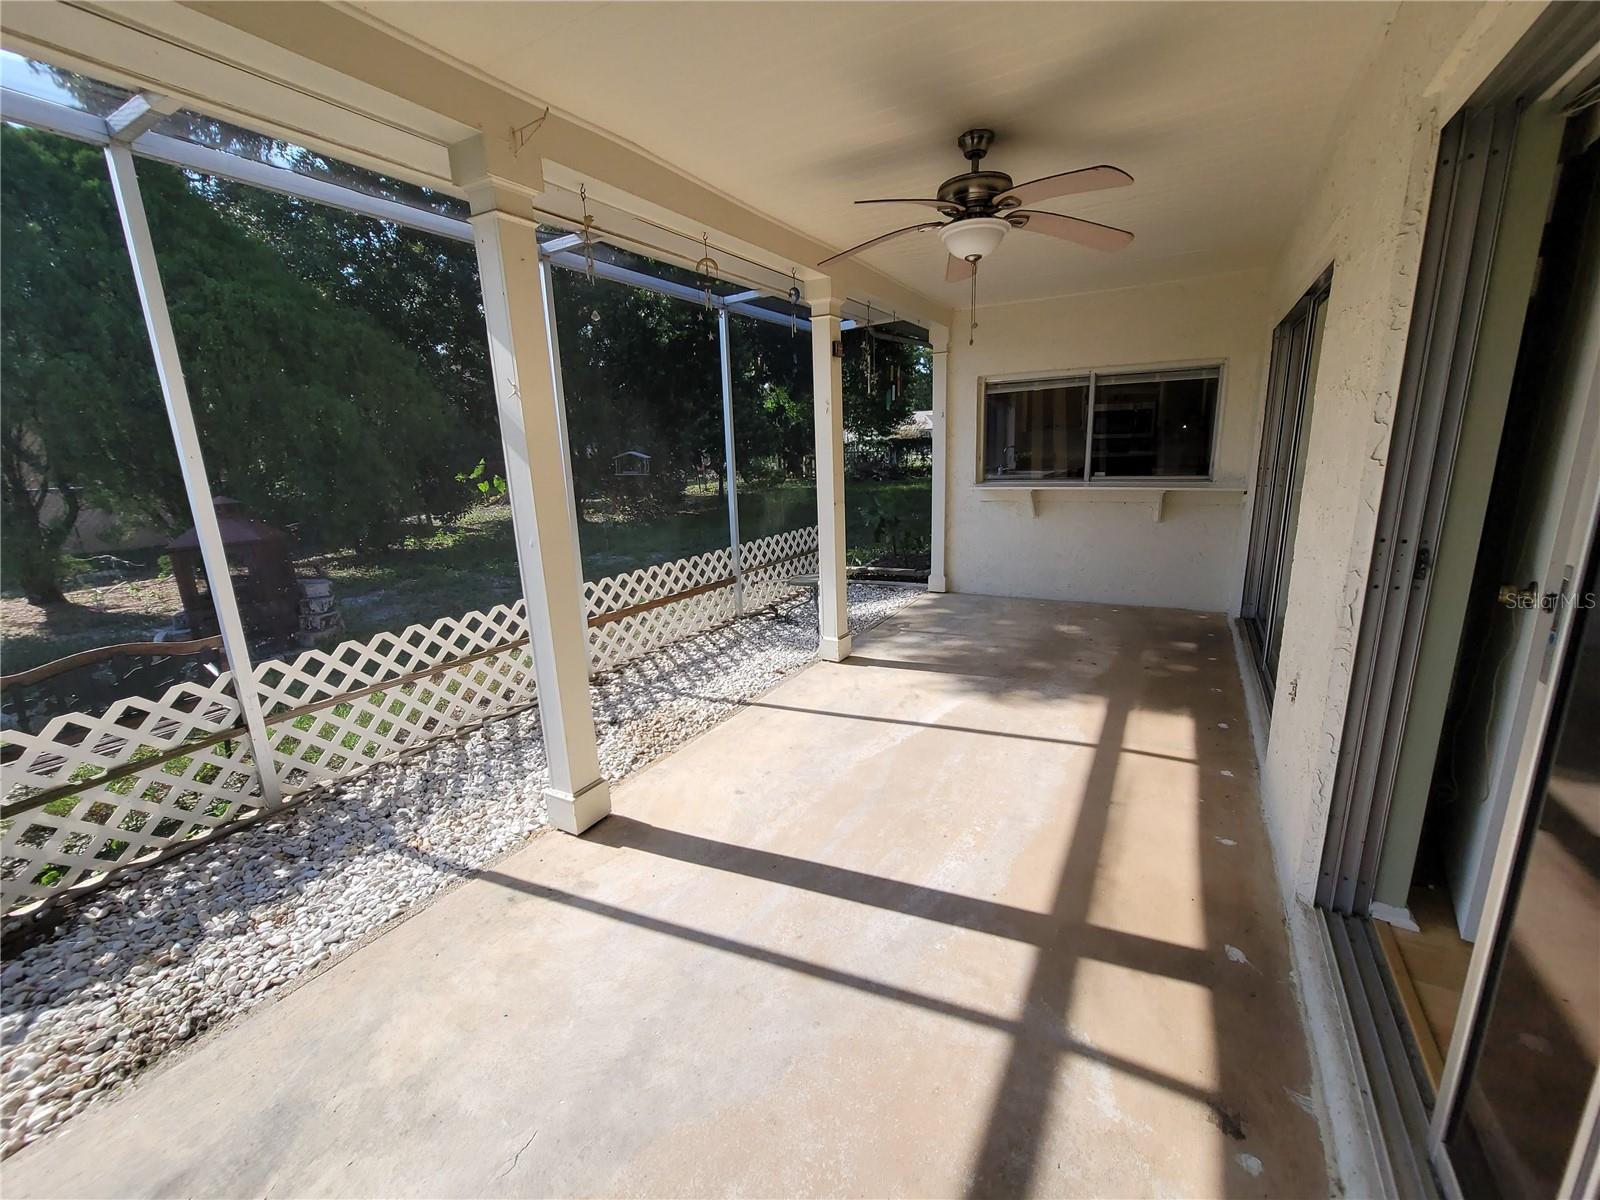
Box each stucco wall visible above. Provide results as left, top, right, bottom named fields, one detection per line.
left=1253, top=0, right=1545, bottom=902
left=943, top=268, right=1271, bottom=613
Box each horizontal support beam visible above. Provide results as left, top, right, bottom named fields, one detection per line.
left=182, top=1, right=950, bottom=326
left=541, top=249, right=817, bottom=329
left=0, top=86, right=826, bottom=329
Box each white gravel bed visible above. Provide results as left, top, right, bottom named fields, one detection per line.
left=0, top=584, right=923, bottom=1155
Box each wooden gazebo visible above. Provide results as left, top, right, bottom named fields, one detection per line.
left=167, top=497, right=298, bottom=641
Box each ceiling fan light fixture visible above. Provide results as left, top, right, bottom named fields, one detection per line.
left=939, top=217, right=1009, bottom=263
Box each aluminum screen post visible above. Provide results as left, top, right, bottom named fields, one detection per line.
left=102, top=142, right=282, bottom=805
left=718, top=308, right=744, bottom=615
left=465, top=180, right=610, bottom=835
left=809, top=280, right=852, bottom=662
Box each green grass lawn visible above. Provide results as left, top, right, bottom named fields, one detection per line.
left=0, top=478, right=931, bottom=674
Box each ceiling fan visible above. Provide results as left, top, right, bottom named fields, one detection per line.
left=819, top=129, right=1134, bottom=283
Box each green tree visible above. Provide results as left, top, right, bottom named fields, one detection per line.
left=730, top=312, right=814, bottom=478
left=2, top=127, right=186, bottom=602
left=0, top=125, right=457, bottom=602
left=188, top=165, right=501, bottom=496
left=551, top=269, right=725, bottom=513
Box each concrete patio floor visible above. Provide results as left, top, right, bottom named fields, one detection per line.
left=5, top=593, right=1327, bottom=1198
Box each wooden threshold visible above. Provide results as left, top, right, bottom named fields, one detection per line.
left=1375, top=917, right=1447, bottom=1091
left=1373, top=884, right=1475, bottom=1095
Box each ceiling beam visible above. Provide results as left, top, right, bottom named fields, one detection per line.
left=179, top=1, right=951, bottom=326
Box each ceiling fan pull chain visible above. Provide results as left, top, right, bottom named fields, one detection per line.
left=969, top=265, right=978, bottom=346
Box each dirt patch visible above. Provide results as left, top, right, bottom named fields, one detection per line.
left=1, top=575, right=185, bottom=673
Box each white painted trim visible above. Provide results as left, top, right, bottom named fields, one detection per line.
left=101, top=142, right=282, bottom=805
left=544, top=777, right=613, bottom=838
left=818, top=634, right=854, bottom=664
left=0, top=6, right=462, bottom=188
left=928, top=322, right=950, bottom=592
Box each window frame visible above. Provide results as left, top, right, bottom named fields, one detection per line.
left=976, top=359, right=1227, bottom=487
left=1239, top=271, right=1331, bottom=695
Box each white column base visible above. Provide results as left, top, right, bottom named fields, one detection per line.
left=819, top=633, right=853, bottom=662
left=545, top=778, right=612, bottom=835
left=927, top=572, right=948, bottom=594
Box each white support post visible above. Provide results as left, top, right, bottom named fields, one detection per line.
left=809, top=280, right=852, bottom=662
left=928, top=321, right=951, bottom=593
left=468, top=185, right=610, bottom=835
left=718, top=308, right=744, bottom=615
left=102, top=143, right=282, bottom=805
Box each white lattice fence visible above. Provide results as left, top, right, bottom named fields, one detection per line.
left=1, top=527, right=819, bottom=914
left=256, top=602, right=537, bottom=788
left=741, top=526, right=821, bottom=609
left=585, top=547, right=737, bottom=672
left=1, top=674, right=267, bottom=913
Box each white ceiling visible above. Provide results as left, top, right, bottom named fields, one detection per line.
left=350, top=1, right=1398, bottom=307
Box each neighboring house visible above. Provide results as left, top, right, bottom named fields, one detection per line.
left=0, top=4, right=1596, bottom=1197
left=40, top=488, right=166, bottom=555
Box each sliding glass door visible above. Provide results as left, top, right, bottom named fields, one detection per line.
left=1435, top=521, right=1600, bottom=1198
left=1241, top=269, right=1332, bottom=690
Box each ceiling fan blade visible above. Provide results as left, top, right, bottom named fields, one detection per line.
left=946, top=255, right=976, bottom=283
left=818, top=222, right=943, bottom=266
left=995, top=165, right=1133, bottom=210
left=1010, top=209, right=1134, bottom=251
left=855, top=198, right=956, bottom=212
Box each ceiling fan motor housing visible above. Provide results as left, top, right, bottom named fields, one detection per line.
left=936, top=170, right=1014, bottom=215
left=937, top=128, right=1028, bottom=216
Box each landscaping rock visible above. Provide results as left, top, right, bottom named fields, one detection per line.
left=0, top=585, right=922, bottom=1154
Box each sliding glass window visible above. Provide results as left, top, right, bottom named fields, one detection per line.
left=980, top=365, right=1219, bottom=483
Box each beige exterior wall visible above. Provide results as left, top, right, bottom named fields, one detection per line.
left=1254, top=0, right=1546, bottom=902
left=943, top=268, right=1271, bottom=613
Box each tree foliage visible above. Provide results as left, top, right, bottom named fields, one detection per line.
left=1, top=126, right=456, bottom=600
left=1, top=128, right=182, bottom=601
left=1, top=117, right=931, bottom=604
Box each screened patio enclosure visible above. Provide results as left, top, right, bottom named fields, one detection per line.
left=0, top=51, right=936, bottom=918
left=14, top=3, right=1594, bottom=1194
